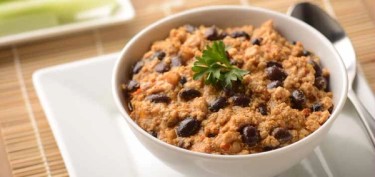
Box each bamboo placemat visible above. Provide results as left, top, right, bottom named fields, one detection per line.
left=0, top=0, right=374, bottom=176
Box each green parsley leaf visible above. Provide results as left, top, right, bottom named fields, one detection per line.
left=192, top=41, right=249, bottom=88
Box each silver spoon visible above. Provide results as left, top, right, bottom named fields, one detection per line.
left=288, top=2, right=375, bottom=146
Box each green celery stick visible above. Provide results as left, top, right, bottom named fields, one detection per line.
left=0, top=0, right=116, bottom=23
left=0, top=11, right=58, bottom=36
left=0, top=0, right=117, bottom=36
left=49, top=0, right=117, bottom=23
left=0, top=0, right=24, bottom=4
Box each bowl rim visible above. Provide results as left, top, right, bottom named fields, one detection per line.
left=112, top=5, right=348, bottom=159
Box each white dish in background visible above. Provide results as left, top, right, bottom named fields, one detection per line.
left=33, top=53, right=375, bottom=177
left=0, top=0, right=134, bottom=47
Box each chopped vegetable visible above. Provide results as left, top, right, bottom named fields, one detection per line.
left=192, top=41, right=249, bottom=88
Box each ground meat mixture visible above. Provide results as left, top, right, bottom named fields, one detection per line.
left=123, top=20, right=333, bottom=155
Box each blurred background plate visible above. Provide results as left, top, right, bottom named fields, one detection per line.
left=0, top=0, right=134, bottom=47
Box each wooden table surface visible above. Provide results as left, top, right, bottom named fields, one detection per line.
left=0, top=0, right=374, bottom=176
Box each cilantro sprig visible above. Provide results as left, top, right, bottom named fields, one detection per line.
left=192, top=41, right=249, bottom=88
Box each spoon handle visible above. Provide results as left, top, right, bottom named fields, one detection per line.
left=348, top=89, right=375, bottom=147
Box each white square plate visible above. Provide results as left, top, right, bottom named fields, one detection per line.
left=0, top=0, right=135, bottom=46
left=33, top=53, right=375, bottom=177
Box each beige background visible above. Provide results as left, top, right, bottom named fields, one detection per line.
left=0, top=0, right=374, bottom=176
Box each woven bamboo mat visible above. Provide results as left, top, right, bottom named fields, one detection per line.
left=0, top=0, right=374, bottom=176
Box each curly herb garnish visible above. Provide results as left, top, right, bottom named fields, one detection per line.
left=192, top=41, right=249, bottom=88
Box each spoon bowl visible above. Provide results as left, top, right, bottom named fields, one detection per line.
left=288, top=2, right=375, bottom=146
left=288, top=2, right=356, bottom=85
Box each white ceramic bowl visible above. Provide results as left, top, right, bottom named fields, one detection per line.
left=112, top=6, right=348, bottom=177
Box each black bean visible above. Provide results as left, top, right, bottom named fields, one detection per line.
left=171, top=56, right=183, bottom=67
left=328, top=106, right=334, bottom=113
left=233, top=81, right=246, bottom=93
left=223, top=80, right=245, bottom=97
left=223, top=87, right=236, bottom=97
left=263, top=146, right=276, bottom=151
left=258, top=103, right=268, bottom=115
left=265, top=65, right=287, bottom=81
left=230, top=31, right=250, bottom=40
left=147, top=94, right=171, bottom=103
left=291, top=90, right=306, bottom=110
left=179, top=76, right=187, bottom=85
left=232, top=94, right=250, bottom=107
left=209, top=97, right=228, bottom=112
left=308, top=59, right=322, bottom=77
left=177, top=117, right=201, bottom=137
left=292, top=41, right=297, bottom=45
left=207, top=133, right=217, bottom=138
left=252, top=38, right=262, bottom=45
left=311, top=103, right=323, bottom=112
left=266, top=61, right=282, bottom=68
left=230, top=59, right=244, bottom=68
left=218, top=32, right=228, bottom=39
left=325, top=75, right=330, bottom=91
left=272, top=128, right=292, bottom=143
left=127, top=80, right=139, bottom=92
left=205, top=26, right=218, bottom=41
left=132, top=61, right=144, bottom=74
left=302, top=50, right=310, bottom=56
left=241, top=125, right=260, bottom=147
left=154, top=51, right=166, bottom=60
left=185, top=24, right=196, bottom=33
left=179, top=89, right=201, bottom=101
left=150, top=131, right=158, bottom=138
left=155, top=62, right=170, bottom=73
left=127, top=101, right=133, bottom=112
left=314, top=76, right=328, bottom=90
left=267, top=80, right=283, bottom=89
left=297, top=50, right=311, bottom=57
left=204, top=26, right=226, bottom=41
